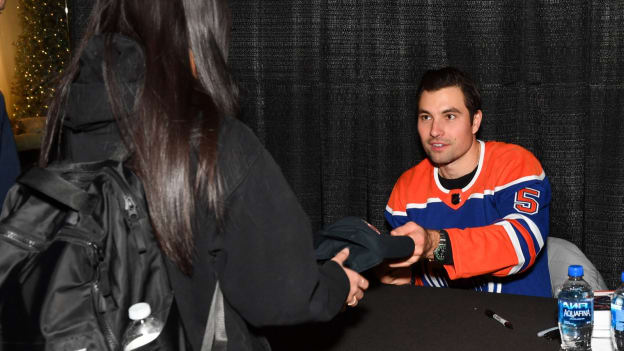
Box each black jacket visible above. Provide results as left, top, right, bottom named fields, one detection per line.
left=171, top=116, right=350, bottom=350
left=63, top=34, right=349, bottom=351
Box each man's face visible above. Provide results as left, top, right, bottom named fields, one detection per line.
left=417, top=86, right=482, bottom=177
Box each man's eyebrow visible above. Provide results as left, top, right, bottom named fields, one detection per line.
left=417, top=108, right=431, bottom=115
left=441, top=107, right=462, bottom=114
left=417, top=107, right=462, bottom=114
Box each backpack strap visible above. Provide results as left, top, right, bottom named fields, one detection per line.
left=200, top=281, right=227, bottom=351
left=17, top=167, right=90, bottom=212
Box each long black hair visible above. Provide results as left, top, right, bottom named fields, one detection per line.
left=40, top=0, right=239, bottom=275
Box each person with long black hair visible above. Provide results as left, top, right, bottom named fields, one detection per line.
left=40, top=0, right=368, bottom=349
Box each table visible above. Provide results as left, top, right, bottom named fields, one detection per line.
left=268, top=284, right=561, bottom=351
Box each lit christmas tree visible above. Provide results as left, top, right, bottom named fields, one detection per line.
left=11, top=0, right=70, bottom=120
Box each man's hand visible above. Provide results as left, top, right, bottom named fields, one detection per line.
left=375, top=222, right=443, bottom=285
left=388, top=221, right=440, bottom=267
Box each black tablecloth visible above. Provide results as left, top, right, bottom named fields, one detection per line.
left=268, top=284, right=560, bottom=351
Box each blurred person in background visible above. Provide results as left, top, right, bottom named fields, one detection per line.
left=0, top=0, right=21, bottom=205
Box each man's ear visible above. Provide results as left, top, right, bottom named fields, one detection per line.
left=471, top=110, right=482, bottom=134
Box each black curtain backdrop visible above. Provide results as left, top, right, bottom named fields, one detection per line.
left=69, top=1, right=624, bottom=288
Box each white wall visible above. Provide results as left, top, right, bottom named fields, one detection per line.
left=0, top=0, right=21, bottom=116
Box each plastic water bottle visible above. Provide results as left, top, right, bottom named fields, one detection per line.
left=121, top=302, right=164, bottom=351
left=612, top=272, right=624, bottom=350
left=558, top=265, right=594, bottom=350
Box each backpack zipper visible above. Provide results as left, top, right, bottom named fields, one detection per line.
left=0, top=227, right=46, bottom=251
left=92, top=280, right=119, bottom=350
left=83, top=238, right=118, bottom=350
left=102, top=167, right=142, bottom=223
left=123, top=194, right=139, bottom=222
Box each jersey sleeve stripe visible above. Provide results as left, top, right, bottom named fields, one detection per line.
left=385, top=204, right=407, bottom=217
left=516, top=217, right=543, bottom=256
left=384, top=208, right=409, bottom=229
left=507, top=219, right=536, bottom=271
left=503, top=213, right=545, bottom=249
left=495, top=221, right=526, bottom=275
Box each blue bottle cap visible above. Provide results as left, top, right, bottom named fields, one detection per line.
left=568, top=265, right=583, bottom=277
left=621, top=271, right=624, bottom=283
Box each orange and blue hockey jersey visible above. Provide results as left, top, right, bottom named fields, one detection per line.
left=385, top=141, right=552, bottom=297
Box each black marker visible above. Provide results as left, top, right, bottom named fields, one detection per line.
left=485, top=309, right=513, bottom=329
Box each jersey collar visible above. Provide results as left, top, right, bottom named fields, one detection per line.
left=434, top=140, right=485, bottom=194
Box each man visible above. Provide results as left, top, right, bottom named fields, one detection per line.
left=381, top=67, right=551, bottom=297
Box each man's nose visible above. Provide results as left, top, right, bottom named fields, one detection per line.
left=430, top=118, right=443, bottom=138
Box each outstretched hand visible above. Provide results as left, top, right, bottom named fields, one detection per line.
left=331, top=248, right=369, bottom=307
left=388, top=221, right=439, bottom=267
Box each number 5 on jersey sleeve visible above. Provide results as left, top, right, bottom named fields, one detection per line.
left=514, top=188, right=540, bottom=214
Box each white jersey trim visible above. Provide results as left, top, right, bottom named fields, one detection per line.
left=433, top=140, right=485, bottom=194
left=462, top=140, right=485, bottom=192
left=422, top=262, right=446, bottom=287
left=495, top=221, right=525, bottom=275
left=405, top=198, right=442, bottom=209
left=421, top=262, right=436, bottom=287
left=487, top=282, right=502, bottom=293
left=504, top=213, right=545, bottom=249
left=385, top=204, right=407, bottom=216
left=459, top=172, right=546, bottom=203
left=493, top=171, right=546, bottom=192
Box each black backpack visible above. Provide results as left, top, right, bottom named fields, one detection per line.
left=0, top=160, right=224, bottom=350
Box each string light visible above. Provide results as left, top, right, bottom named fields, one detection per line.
left=11, top=0, right=70, bottom=119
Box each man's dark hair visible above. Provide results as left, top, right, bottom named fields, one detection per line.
left=417, top=67, right=482, bottom=121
